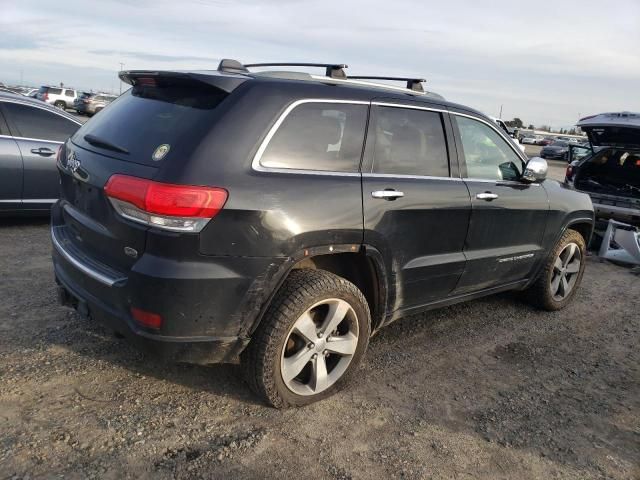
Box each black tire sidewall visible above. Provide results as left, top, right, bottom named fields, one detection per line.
left=247, top=270, right=371, bottom=408
left=541, top=230, right=586, bottom=309
left=272, top=286, right=369, bottom=407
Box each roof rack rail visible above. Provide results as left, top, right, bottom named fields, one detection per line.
left=245, top=62, right=348, bottom=79
left=348, top=76, right=426, bottom=92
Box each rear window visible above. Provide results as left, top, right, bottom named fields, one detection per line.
left=49, top=88, right=62, bottom=95
left=73, top=82, right=228, bottom=165
left=259, top=102, right=368, bottom=172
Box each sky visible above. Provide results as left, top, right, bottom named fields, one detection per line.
left=1, top=0, right=639, bottom=128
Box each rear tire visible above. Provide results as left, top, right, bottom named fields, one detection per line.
left=242, top=269, right=371, bottom=408
left=54, top=101, right=66, bottom=110
left=524, top=229, right=586, bottom=311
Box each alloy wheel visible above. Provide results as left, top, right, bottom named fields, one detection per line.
left=550, top=242, right=581, bottom=301
left=280, top=298, right=359, bottom=396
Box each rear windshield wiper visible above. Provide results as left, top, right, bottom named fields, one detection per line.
left=83, top=134, right=129, bottom=154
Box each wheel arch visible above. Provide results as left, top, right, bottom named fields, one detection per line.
left=245, top=246, right=389, bottom=339
left=563, top=217, right=594, bottom=246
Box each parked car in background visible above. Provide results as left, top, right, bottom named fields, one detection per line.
left=75, top=93, right=117, bottom=116
left=23, top=88, right=39, bottom=98
left=37, top=86, right=78, bottom=110
left=74, top=92, right=93, bottom=113
left=51, top=59, right=593, bottom=407
left=521, top=135, right=537, bottom=144
left=538, top=137, right=554, bottom=146
left=0, top=91, right=81, bottom=214
left=566, top=112, right=640, bottom=228
left=540, top=140, right=570, bottom=160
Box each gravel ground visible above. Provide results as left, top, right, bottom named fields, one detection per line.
left=1, top=215, right=639, bottom=479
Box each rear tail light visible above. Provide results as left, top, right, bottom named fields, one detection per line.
left=104, top=174, right=228, bottom=232
left=131, top=307, right=163, bottom=329
left=565, top=165, right=573, bottom=181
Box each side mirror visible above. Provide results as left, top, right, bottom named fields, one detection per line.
left=522, top=157, right=548, bottom=183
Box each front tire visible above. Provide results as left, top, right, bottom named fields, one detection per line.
left=525, top=229, right=586, bottom=311
left=54, top=101, right=66, bottom=110
left=242, top=269, right=371, bottom=408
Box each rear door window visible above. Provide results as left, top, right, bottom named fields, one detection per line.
left=65, top=90, right=75, bottom=97
left=73, top=82, right=228, bottom=165
left=49, top=88, right=62, bottom=95
left=369, top=105, right=449, bottom=177
left=2, top=103, right=79, bottom=142
left=259, top=102, right=368, bottom=172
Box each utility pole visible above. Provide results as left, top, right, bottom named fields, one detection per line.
left=499, top=104, right=503, bottom=119
left=119, top=62, right=124, bottom=95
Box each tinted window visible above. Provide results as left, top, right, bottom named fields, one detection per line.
left=75, top=83, right=228, bottom=166
left=260, top=102, right=368, bottom=172
left=3, top=103, right=78, bottom=142
left=49, top=88, right=62, bottom=95
left=65, top=90, right=75, bottom=97
left=456, top=116, right=524, bottom=181
left=370, top=106, right=449, bottom=177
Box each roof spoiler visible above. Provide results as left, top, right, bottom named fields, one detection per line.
left=118, top=70, right=247, bottom=93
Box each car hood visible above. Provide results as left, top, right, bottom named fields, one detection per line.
left=577, top=112, right=640, bottom=149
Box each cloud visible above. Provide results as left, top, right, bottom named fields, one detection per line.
left=0, top=0, right=639, bottom=127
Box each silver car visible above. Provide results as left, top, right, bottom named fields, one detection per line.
left=0, top=91, right=81, bottom=213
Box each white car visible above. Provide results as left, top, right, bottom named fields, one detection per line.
left=36, top=86, right=79, bottom=110
left=521, top=136, right=537, bottom=145
left=490, top=117, right=526, bottom=152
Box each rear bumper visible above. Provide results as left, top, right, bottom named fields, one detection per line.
left=51, top=218, right=284, bottom=364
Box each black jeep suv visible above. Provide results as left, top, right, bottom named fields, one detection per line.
left=52, top=60, right=594, bottom=407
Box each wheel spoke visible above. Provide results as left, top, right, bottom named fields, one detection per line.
left=565, top=259, right=581, bottom=274
left=282, top=348, right=315, bottom=383
left=321, top=300, right=350, bottom=335
left=562, top=244, right=576, bottom=267
left=550, top=274, right=562, bottom=296
left=310, top=354, right=329, bottom=393
left=553, top=257, right=563, bottom=272
left=293, top=312, right=319, bottom=343
left=326, top=333, right=358, bottom=356
left=560, top=275, right=570, bottom=297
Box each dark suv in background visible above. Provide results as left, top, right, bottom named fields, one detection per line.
left=52, top=60, right=594, bottom=407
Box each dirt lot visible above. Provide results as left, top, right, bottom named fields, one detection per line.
left=1, top=213, right=639, bottom=479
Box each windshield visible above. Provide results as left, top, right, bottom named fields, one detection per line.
left=72, top=82, right=228, bottom=166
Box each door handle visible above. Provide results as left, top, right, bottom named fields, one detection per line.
left=476, top=192, right=499, bottom=201
left=31, top=147, right=56, bottom=156
left=372, top=190, right=405, bottom=200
